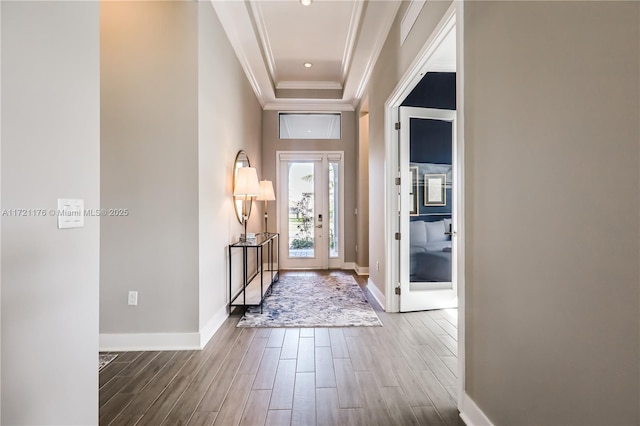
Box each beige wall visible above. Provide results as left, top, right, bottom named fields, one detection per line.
left=101, top=1, right=200, bottom=334
left=261, top=110, right=357, bottom=264
left=357, top=113, right=370, bottom=268
left=364, top=0, right=453, bottom=295
left=197, top=1, right=263, bottom=331
left=1, top=2, right=100, bottom=424
left=100, top=1, right=262, bottom=341
left=463, top=2, right=639, bottom=424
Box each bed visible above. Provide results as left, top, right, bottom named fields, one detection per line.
left=409, top=218, right=452, bottom=282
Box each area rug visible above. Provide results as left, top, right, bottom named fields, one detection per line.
left=99, top=353, right=118, bottom=371
left=237, top=274, right=382, bottom=328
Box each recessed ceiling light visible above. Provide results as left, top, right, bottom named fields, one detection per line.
left=307, top=130, right=312, bottom=133
left=304, top=62, right=313, bottom=68
left=300, top=0, right=312, bottom=6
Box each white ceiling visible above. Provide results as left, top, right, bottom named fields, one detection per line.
left=212, top=0, right=457, bottom=111
left=212, top=0, right=402, bottom=111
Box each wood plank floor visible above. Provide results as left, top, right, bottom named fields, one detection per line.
left=99, top=271, right=462, bottom=426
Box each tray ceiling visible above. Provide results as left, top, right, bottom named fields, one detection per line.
left=212, top=0, right=402, bottom=111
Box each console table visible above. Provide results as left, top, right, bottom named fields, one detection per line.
left=229, top=233, right=279, bottom=314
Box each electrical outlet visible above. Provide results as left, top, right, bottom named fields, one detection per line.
left=128, top=291, right=138, bottom=306
left=376, top=261, right=380, bottom=271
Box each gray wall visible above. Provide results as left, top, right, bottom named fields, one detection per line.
left=100, top=1, right=200, bottom=334
left=1, top=2, right=100, bottom=424
left=364, top=0, right=453, bottom=295
left=463, top=2, right=640, bottom=424
left=198, top=1, right=263, bottom=330
left=261, top=110, right=357, bottom=264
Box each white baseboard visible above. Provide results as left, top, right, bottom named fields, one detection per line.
left=460, top=392, right=493, bottom=426
left=366, top=278, right=385, bottom=311
left=199, top=305, right=229, bottom=348
left=342, top=262, right=356, bottom=271
left=99, top=332, right=201, bottom=351
left=355, top=264, right=369, bottom=275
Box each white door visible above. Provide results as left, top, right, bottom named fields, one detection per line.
left=278, top=152, right=343, bottom=269
left=399, top=107, right=458, bottom=311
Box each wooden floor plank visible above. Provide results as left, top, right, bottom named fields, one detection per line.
left=328, top=328, right=349, bottom=359
left=265, top=410, right=291, bottom=426
left=296, top=337, right=315, bottom=373
left=239, top=389, right=271, bottom=426
left=212, top=373, right=255, bottom=426
left=393, top=358, right=434, bottom=407
left=300, top=328, right=314, bottom=338
left=238, top=336, right=268, bottom=374
left=314, top=328, right=330, bottom=347
left=196, top=329, right=257, bottom=413
left=135, top=375, right=192, bottom=426
left=253, top=347, right=281, bottom=390
left=380, top=386, right=420, bottom=425
left=187, top=412, right=217, bottom=426
left=353, top=371, right=394, bottom=426
left=412, top=405, right=446, bottom=426
left=316, top=387, right=340, bottom=426
left=269, top=359, right=296, bottom=410
left=266, top=328, right=285, bottom=347
left=413, top=370, right=459, bottom=425
left=333, top=358, right=362, bottom=409
left=345, top=337, right=374, bottom=372
left=314, top=346, right=336, bottom=388
left=291, top=372, right=316, bottom=426
left=280, top=329, right=300, bottom=359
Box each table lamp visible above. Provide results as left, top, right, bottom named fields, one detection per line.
left=233, top=167, right=261, bottom=242
left=257, top=180, right=276, bottom=235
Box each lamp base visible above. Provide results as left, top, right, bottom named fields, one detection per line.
left=240, top=233, right=257, bottom=243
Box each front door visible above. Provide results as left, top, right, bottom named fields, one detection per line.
left=278, top=152, right=343, bottom=269
left=399, top=107, right=458, bottom=311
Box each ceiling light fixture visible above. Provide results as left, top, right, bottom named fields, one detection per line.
left=304, top=62, right=313, bottom=68
left=300, top=0, right=312, bottom=6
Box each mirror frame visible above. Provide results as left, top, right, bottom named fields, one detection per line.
left=233, top=150, right=252, bottom=224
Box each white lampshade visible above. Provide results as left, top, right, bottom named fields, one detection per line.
left=257, top=180, right=276, bottom=201
left=233, top=167, right=261, bottom=197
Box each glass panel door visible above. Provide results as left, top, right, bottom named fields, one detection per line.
left=278, top=152, right=343, bottom=270
left=399, top=107, right=458, bottom=311
left=287, top=162, right=317, bottom=259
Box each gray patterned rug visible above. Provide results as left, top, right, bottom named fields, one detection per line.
left=237, top=274, right=382, bottom=328
left=99, top=353, right=118, bottom=371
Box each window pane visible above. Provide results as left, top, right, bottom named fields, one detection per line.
left=279, top=113, right=341, bottom=139
left=288, top=163, right=315, bottom=258
left=329, top=162, right=339, bottom=258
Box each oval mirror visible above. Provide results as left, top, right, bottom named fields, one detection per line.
left=233, top=150, right=252, bottom=224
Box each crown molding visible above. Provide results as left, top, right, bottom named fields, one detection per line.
left=276, top=81, right=343, bottom=90
left=353, top=1, right=402, bottom=102
left=264, top=101, right=355, bottom=112
left=341, top=0, right=365, bottom=82
left=210, top=0, right=272, bottom=108
left=248, top=0, right=279, bottom=84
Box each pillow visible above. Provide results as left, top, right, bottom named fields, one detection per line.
left=425, top=220, right=447, bottom=242
left=409, top=221, right=427, bottom=247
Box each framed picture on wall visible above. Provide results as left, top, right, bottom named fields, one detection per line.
left=424, top=174, right=446, bottom=206
left=410, top=167, right=419, bottom=216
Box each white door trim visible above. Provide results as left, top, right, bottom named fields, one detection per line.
left=276, top=151, right=345, bottom=269
left=382, top=0, right=466, bottom=412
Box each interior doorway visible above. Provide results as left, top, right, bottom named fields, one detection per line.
left=277, top=151, right=344, bottom=270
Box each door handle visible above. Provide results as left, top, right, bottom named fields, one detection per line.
left=444, top=230, right=457, bottom=236
left=316, top=224, right=323, bottom=229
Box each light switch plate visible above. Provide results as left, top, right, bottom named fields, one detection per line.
left=57, top=199, right=84, bottom=229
